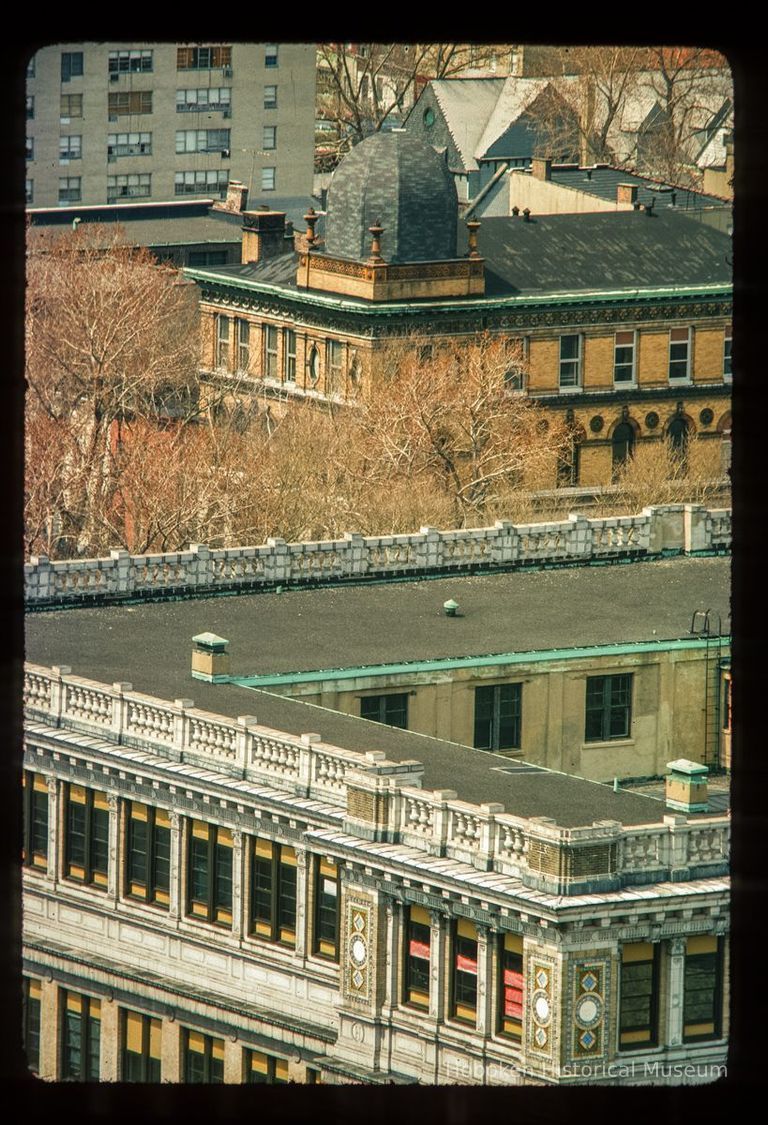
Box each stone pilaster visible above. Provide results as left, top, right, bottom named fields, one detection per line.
left=231, top=829, right=244, bottom=940
left=168, top=811, right=183, bottom=921
left=476, top=924, right=494, bottom=1036
left=46, top=776, right=59, bottom=887
left=223, top=1034, right=242, bottom=1083
left=429, top=909, right=447, bottom=1022
left=38, top=976, right=59, bottom=1080
left=666, top=936, right=686, bottom=1047
left=100, top=992, right=120, bottom=1081
left=107, top=793, right=120, bottom=903
left=294, top=848, right=307, bottom=958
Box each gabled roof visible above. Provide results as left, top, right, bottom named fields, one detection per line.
left=429, top=77, right=505, bottom=171
left=473, top=77, right=551, bottom=159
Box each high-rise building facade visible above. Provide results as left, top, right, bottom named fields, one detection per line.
left=25, top=42, right=316, bottom=209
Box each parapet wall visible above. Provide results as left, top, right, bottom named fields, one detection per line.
left=25, top=504, right=731, bottom=607
left=24, top=663, right=730, bottom=896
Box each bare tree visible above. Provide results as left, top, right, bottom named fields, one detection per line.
left=316, top=43, right=514, bottom=161
left=634, top=48, right=732, bottom=186
left=25, top=225, right=200, bottom=557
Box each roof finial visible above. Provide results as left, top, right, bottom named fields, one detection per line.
left=368, top=219, right=385, bottom=264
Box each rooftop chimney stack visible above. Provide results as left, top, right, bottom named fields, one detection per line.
left=241, top=210, right=288, bottom=264
left=665, top=759, right=709, bottom=813
left=217, top=180, right=249, bottom=214
left=617, top=183, right=638, bottom=207
left=531, top=157, right=552, bottom=182
left=191, top=633, right=231, bottom=683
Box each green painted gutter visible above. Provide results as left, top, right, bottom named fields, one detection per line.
left=231, top=635, right=731, bottom=689
left=183, top=268, right=731, bottom=317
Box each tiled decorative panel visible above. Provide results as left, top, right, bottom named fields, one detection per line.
left=569, top=959, right=610, bottom=1059
left=344, top=894, right=373, bottom=1005
left=527, top=954, right=557, bottom=1059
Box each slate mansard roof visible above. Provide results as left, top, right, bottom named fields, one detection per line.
left=324, top=131, right=458, bottom=264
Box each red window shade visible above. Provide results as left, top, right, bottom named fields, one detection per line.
left=456, top=953, right=477, bottom=975
left=409, top=940, right=430, bottom=961
left=504, top=968, right=524, bottom=1017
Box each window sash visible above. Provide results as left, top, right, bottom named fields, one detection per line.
left=723, top=326, right=732, bottom=378
left=60, top=94, right=83, bottom=118
left=187, top=821, right=232, bottom=925
left=24, top=772, right=49, bottom=870
left=264, top=325, right=278, bottom=377
left=121, top=1010, right=161, bottom=1081
left=177, top=46, right=232, bottom=71
left=64, top=786, right=109, bottom=885
left=61, top=52, right=84, bottom=82
left=499, top=939, right=524, bottom=1038
left=614, top=331, right=636, bottom=383
left=283, top=329, right=297, bottom=380
left=474, top=683, right=521, bottom=750
left=261, top=167, right=276, bottom=191
left=313, top=858, right=339, bottom=958
left=108, top=50, right=153, bottom=74
left=108, top=91, right=153, bottom=116
left=360, top=693, right=408, bottom=729
left=404, top=909, right=431, bottom=1007
left=264, top=85, right=277, bottom=109
left=244, top=1049, right=289, bottom=1084
left=585, top=674, right=632, bottom=742
left=61, top=992, right=101, bottom=1081
left=24, top=979, right=42, bottom=1074
left=126, top=803, right=170, bottom=905
left=183, top=1030, right=224, bottom=1082
left=559, top=334, right=581, bottom=387
left=669, top=328, right=691, bottom=380
left=619, top=948, right=659, bottom=1048
left=451, top=930, right=478, bottom=1022
left=683, top=942, right=723, bottom=1041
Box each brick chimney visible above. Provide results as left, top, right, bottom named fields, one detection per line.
left=665, top=758, right=709, bottom=813
left=191, top=633, right=230, bottom=682
left=617, top=183, right=638, bottom=207
left=214, top=180, right=249, bottom=214
left=531, top=157, right=552, bottom=181
left=241, top=210, right=288, bottom=264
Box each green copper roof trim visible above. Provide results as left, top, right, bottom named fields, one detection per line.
left=184, top=268, right=731, bottom=317
left=231, top=635, right=731, bottom=689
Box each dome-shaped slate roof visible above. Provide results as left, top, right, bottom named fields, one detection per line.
left=324, top=131, right=458, bottom=264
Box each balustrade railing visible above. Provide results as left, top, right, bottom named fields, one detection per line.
left=25, top=505, right=731, bottom=606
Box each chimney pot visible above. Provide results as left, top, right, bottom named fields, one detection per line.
left=512, top=205, right=520, bottom=216
left=523, top=207, right=531, bottom=222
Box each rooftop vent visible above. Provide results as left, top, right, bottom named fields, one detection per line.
left=443, top=599, right=460, bottom=617
left=665, top=758, right=709, bottom=813
left=191, top=633, right=230, bottom=682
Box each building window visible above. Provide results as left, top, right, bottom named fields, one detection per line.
left=26, top=136, right=34, bottom=161
left=611, top=421, right=635, bottom=478
left=450, top=918, right=478, bottom=1025
left=27, top=55, right=35, bottom=78
left=60, top=94, right=83, bottom=119
left=108, top=91, right=153, bottom=116
left=24, top=978, right=42, bottom=1074
left=264, top=85, right=277, bottom=110
left=182, top=1029, right=224, bottom=1082
left=175, top=128, right=230, bottom=154
left=498, top=933, right=524, bottom=1039
left=404, top=905, right=431, bottom=1009
left=176, top=87, right=232, bottom=113
left=263, top=324, right=278, bottom=378
left=125, top=801, right=170, bottom=907
left=261, top=167, right=276, bottom=192
left=60, top=991, right=101, bottom=1081
left=474, top=683, right=522, bottom=750
left=215, top=314, right=230, bottom=370
left=59, top=135, right=82, bottom=161
left=26, top=95, right=34, bottom=120
left=265, top=45, right=278, bottom=68
left=683, top=936, right=723, bottom=1042
left=326, top=338, right=343, bottom=392
left=360, top=692, right=408, bottom=729
left=236, top=319, right=250, bottom=372
left=504, top=338, right=527, bottom=391
left=61, top=51, right=84, bottom=82
left=186, top=820, right=233, bottom=926
left=263, top=125, right=277, bottom=150
left=619, top=942, right=659, bottom=1050
left=108, top=49, right=153, bottom=74
left=557, top=424, right=584, bottom=486
left=177, top=46, right=232, bottom=71
left=107, top=174, right=151, bottom=202
left=175, top=169, right=229, bottom=197
left=559, top=334, right=582, bottom=389
left=313, top=856, right=339, bottom=959
left=64, top=784, right=109, bottom=886
left=58, top=177, right=82, bottom=205
left=23, top=771, right=48, bottom=872
left=667, top=415, right=690, bottom=468
left=283, top=329, right=297, bottom=381
left=614, top=330, right=636, bottom=384
left=669, top=327, right=691, bottom=381
left=723, top=325, right=732, bottom=380
left=121, top=1010, right=161, bottom=1081
left=108, top=132, right=151, bottom=158
left=307, top=344, right=320, bottom=384
left=250, top=838, right=297, bottom=946
left=243, top=1049, right=289, bottom=1084
left=26, top=179, right=33, bottom=205
left=585, top=673, right=632, bottom=742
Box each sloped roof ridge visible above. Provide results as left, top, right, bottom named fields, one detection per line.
left=430, top=77, right=505, bottom=172
left=474, top=76, right=551, bottom=159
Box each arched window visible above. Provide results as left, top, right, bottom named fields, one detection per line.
left=611, top=422, right=635, bottom=479
left=667, top=416, right=690, bottom=475
left=557, top=425, right=585, bottom=486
